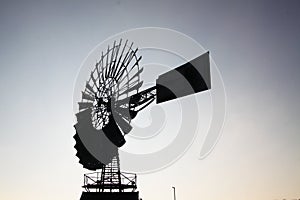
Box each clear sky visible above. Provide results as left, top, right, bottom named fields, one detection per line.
left=0, top=0, right=299, bottom=200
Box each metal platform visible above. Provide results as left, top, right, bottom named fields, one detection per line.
left=82, top=156, right=137, bottom=193
left=80, top=159, right=138, bottom=200
left=83, top=171, right=137, bottom=192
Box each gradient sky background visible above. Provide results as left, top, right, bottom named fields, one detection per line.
left=0, top=0, right=300, bottom=200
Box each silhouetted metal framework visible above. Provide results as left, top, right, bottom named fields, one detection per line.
left=74, top=39, right=211, bottom=198
left=83, top=156, right=137, bottom=193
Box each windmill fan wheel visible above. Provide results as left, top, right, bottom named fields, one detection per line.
left=74, top=39, right=143, bottom=170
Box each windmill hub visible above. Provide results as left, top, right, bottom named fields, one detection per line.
left=92, top=97, right=111, bottom=130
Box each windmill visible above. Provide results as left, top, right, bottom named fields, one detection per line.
left=74, top=39, right=211, bottom=200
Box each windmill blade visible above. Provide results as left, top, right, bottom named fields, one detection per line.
left=74, top=109, right=118, bottom=168
left=118, top=64, right=143, bottom=85
left=102, top=115, right=126, bottom=147
left=118, top=81, right=143, bottom=96
left=115, top=49, right=139, bottom=82
left=114, top=42, right=134, bottom=80
left=85, top=82, right=95, bottom=94
left=95, top=61, right=101, bottom=84
left=90, top=72, right=98, bottom=89
left=156, top=52, right=211, bottom=103
left=108, top=39, right=122, bottom=78
left=110, top=39, right=128, bottom=79
left=106, top=41, right=117, bottom=78
left=105, top=45, right=110, bottom=78
left=100, top=51, right=106, bottom=82
left=74, top=125, right=118, bottom=168
left=119, top=77, right=142, bottom=92
left=128, top=64, right=143, bottom=81
left=112, top=110, right=133, bottom=134
left=78, top=102, right=93, bottom=110
left=82, top=91, right=94, bottom=101
left=73, top=132, right=105, bottom=171
left=76, top=108, right=93, bottom=122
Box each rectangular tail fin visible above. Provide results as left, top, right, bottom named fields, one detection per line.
left=156, top=52, right=211, bottom=104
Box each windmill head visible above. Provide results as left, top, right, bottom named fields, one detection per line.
left=74, top=39, right=211, bottom=170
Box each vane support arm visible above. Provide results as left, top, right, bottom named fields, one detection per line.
left=129, top=86, right=157, bottom=112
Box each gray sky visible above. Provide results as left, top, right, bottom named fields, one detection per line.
left=0, top=0, right=299, bottom=200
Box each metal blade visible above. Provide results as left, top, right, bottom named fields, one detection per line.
left=118, top=81, right=143, bottom=96
left=74, top=131, right=105, bottom=170
left=114, top=42, right=133, bottom=80
left=78, top=102, right=93, bottom=110
left=102, top=115, right=126, bottom=147
left=112, top=110, right=132, bottom=135
left=118, top=65, right=143, bottom=85
left=74, top=123, right=117, bottom=168
left=74, top=108, right=119, bottom=167
left=100, top=51, right=106, bottom=82
left=115, top=48, right=138, bottom=82
left=108, top=39, right=122, bottom=78
left=85, top=82, right=95, bottom=94
left=105, top=45, right=110, bottom=78
left=111, top=39, right=127, bottom=79
left=90, top=72, right=98, bottom=89
left=82, top=91, right=94, bottom=101
left=107, top=41, right=116, bottom=78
